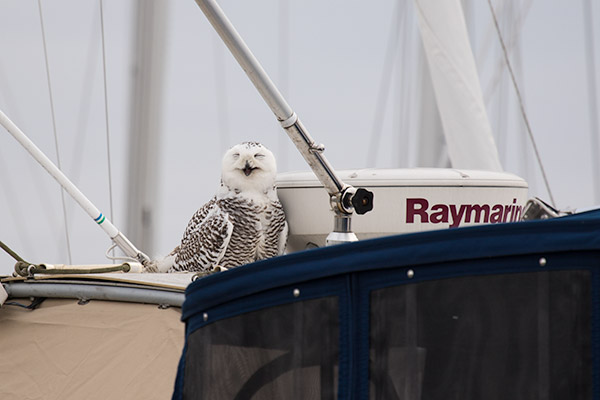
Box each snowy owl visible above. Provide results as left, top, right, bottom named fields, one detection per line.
left=146, top=142, right=288, bottom=273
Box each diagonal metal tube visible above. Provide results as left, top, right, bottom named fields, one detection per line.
left=0, top=108, right=149, bottom=264
left=193, top=0, right=353, bottom=207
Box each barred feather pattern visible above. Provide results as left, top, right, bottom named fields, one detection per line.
left=168, top=195, right=287, bottom=273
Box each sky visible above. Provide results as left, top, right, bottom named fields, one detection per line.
left=0, top=0, right=599, bottom=276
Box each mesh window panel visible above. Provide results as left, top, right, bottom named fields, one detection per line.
left=183, top=297, right=339, bottom=399
left=369, top=270, right=592, bottom=400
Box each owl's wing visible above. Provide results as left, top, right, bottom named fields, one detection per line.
left=278, top=220, right=288, bottom=255
left=270, top=200, right=288, bottom=256
left=172, top=201, right=234, bottom=272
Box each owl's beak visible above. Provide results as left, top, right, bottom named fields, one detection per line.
left=243, top=161, right=257, bottom=176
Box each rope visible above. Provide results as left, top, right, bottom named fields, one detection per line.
left=104, top=243, right=139, bottom=263
left=0, top=240, right=33, bottom=277
left=0, top=240, right=27, bottom=263
left=37, top=0, right=73, bottom=263
left=13, top=262, right=132, bottom=277
left=486, top=0, right=556, bottom=207
left=1, top=240, right=136, bottom=277
left=14, top=262, right=128, bottom=276
left=99, top=0, right=116, bottom=236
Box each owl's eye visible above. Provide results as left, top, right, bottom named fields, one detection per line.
left=254, top=153, right=265, bottom=159
left=232, top=153, right=240, bottom=159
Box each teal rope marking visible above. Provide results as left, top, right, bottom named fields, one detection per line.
left=94, top=213, right=105, bottom=225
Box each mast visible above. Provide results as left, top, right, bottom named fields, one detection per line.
left=126, top=0, right=169, bottom=257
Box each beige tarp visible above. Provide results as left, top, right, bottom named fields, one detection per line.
left=0, top=298, right=184, bottom=400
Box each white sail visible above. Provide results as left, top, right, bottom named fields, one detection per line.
left=416, top=44, right=450, bottom=168
left=414, top=0, right=503, bottom=171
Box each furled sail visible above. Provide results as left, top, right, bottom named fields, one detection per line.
left=414, top=0, right=503, bottom=171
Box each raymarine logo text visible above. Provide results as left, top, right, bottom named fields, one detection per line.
left=406, top=198, right=522, bottom=228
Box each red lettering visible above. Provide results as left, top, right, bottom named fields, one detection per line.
left=490, top=205, right=503, bottom=223
left=512, top=205, right=522, bottom=222
left=406, top=198, right=521, bottom=226
left=406, top=198, right=429, bottom=223
left=464, top=204, right=490, bottom=223
left=502, top=204, right=510, bottom=222
left=449, top=204, right=467, bottom=228
left=430, top=204, right=449, bottom=224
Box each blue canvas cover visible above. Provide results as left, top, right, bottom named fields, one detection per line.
left=173, top=209, right=600, bottom=399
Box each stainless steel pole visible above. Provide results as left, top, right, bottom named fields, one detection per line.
left=0, top=108, right=150, bottom=263
left=193, top=0, right=374, bottom=221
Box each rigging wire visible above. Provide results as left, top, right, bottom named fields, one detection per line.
left=494, top=1, right=510, bottom=164
left=511, top=20, right=533, bottom=184
left=486, top=0, right=556, bottom=207
left=37, top=0, right=73, bottom=264
left=478, top=0, right=534, bottom=183
left=99, top=0, right=116, bottom=229
left=482, top=0, right=533, bottom=106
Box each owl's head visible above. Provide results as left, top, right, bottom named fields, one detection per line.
left=221, top=142, right=277, bottom=194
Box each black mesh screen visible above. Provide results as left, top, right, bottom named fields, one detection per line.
left=369, top=270, right=592, bottom=400
left=183, top=297, right=339, bottom=399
